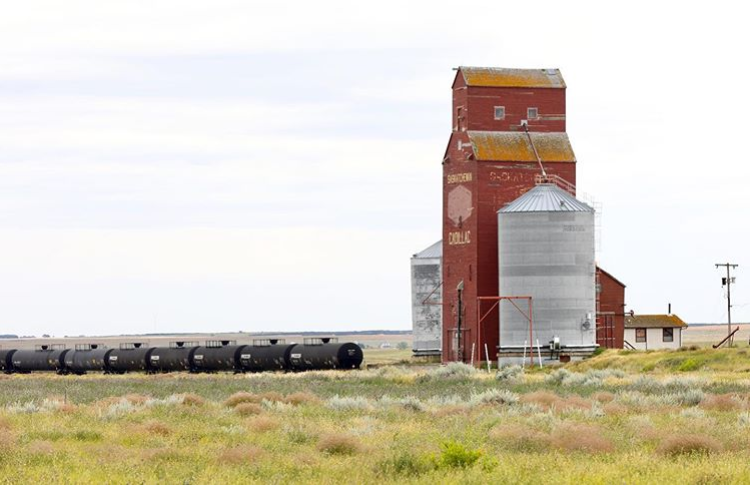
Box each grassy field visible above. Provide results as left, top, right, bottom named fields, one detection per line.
left=4, top=348, right=750, bottom=483
left=683, top=323, right=750, bottom=347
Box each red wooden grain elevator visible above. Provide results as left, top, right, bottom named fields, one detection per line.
left=441, top=67, right=624, bottom=363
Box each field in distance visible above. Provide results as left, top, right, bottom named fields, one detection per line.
left=3, top=347, right=750, bottom=483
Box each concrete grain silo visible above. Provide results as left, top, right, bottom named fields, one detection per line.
left=497, top=183, right=597, bottom=359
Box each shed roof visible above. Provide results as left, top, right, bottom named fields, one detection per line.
left=500, top=184, right=593, bottom=213
left=625, top=314, right=688, bottom=329
left=459, top=67, right=566, bottom=88
left=468, top=131, right=576, bottom=162
left=413, top=240, right=442, bottom=259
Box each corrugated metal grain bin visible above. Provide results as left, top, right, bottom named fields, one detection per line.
left=498, top=184, right=597, bottom=356
left=411, top=241, right=443, bottom=357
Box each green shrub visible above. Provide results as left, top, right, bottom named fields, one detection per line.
left=678, top=359, right=701, bottom=372
left=377, top=451, right=433, bottom=476
left=428, top=362, right=477, bottom=379
left=495, top=365, right=523, bottom=381
left=436, top=441, right=482, bottom=469
left=71, top=430, right=102, bottom=442
left=592, top=346, right=606, bottom=357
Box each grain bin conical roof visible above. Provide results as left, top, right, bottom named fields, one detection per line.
left=499, top=184, right=593, bottom=213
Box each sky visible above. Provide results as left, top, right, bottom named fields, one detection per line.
left=1, top=1, right=749, bottom=337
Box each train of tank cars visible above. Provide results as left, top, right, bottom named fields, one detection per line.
left=0, top=338, right=364, bottom=375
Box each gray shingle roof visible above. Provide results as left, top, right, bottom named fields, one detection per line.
left=413, top=240, right=442, bottom=259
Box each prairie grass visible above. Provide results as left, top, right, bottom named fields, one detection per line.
left=3, top=348, right=750, bottom=482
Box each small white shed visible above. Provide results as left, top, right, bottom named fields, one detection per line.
left=624, top=314, right=687, bottom=350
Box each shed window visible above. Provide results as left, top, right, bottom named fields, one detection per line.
left=494, top=106, right=505, bottom=120
left=527, top=107, right=539, bottom=119
left=635, top=328, right=646, bottom=343
left=663, top=328, right=674, bottom=342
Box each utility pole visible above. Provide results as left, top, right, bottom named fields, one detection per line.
left=715, top=263, right=738, bottom=345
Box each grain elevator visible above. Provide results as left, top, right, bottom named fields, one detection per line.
left=410, top=66, right=626, bottom=364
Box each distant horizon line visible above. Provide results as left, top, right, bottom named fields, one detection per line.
left=0, top=329, right=413, bottom=340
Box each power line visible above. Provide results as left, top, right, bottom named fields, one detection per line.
left=715, top=263, right=738, bottom=346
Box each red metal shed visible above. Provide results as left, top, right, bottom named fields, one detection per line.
left=596, top=267, right=627, bottom=349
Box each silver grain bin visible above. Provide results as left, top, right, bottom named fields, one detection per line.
left=498, top=183, right=597, bottom=358
left=410, top=240, right=442, bottom=357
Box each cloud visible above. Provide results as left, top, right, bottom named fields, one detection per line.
left=1, top=0, right=750, bottom=335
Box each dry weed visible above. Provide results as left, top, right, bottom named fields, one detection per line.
left=247, top=416, right=279, bottom=433
left=218, top=445, right=264, bottom=465
left=489, top=423, right=551, bottom=451
left=657, top=434, right=722, bottom=456
left=317, top=433, right=362, bottom=455
left=0, top=416, right=12, bottom=430
left=225, top=392, right=260, bottom=407
left=122, top=394, right=149, bottom=405
left=521, top=391, right=591, bottom=412
left=561, top=395, right=592, bottom=411
left=432, top=405, right=468, bottom=417
left=56, top=403, right=78, bottom=413
left=259, top=391, right=285, bottom=403
left=27, top=440, right=55, bottom=456
left=699, top=394, right=744, bottom=412
left=602, top=402, right=629, bottom=415
left=550, top=423, right=614, bottom=453
left=93, top=396, right=122, bottom=408
left=143, top=420, right=171, bottom=436
left=140, top=448, right=182, bottom=461
left=285, top=392, right=321, bottom=406
left=235, top=403, right=263, bottom=416
left=0, top=429, right=16, bottom=448
left=521, top=391, right=562, bottom=410
left=180, top=393, right=206, bottom=407
left=591, top=392, right=615, bottom=403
